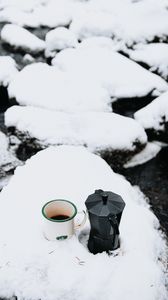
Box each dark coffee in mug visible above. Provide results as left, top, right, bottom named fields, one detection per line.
left=51, top=215, right=70, bottom=220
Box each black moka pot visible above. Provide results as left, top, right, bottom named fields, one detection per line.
left=85, top=189, right=125, bottom=254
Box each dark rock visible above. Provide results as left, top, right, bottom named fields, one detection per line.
left=99, top=140, right=145, bottom=173
left=121, top=146, right=168, bottom=235
left=112, top=93, right=155, bottom=118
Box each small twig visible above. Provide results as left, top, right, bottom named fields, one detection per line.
left=75, top=256, right=85, bottom=266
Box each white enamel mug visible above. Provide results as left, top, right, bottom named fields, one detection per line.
left=42, top=199, right=87, bottom=240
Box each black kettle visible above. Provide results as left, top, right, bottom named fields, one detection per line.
left=85, top=189, right=125, bottom=254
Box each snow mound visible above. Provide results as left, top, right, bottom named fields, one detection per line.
left=134, top=91, right=168, bottom=131
left=5, top=106, right=147, bottom=152
left=0, top=56, right=18, bottom=86
left=45, top=27, right=78, bottom=58
left=0, top=145, right=167, bottom=300
left=8, top=62, right=111, bottom=112
left=0, top=0, right=73, bottom=28
left=127, top=43, right=168, bottom=80
left=0, top=131, right=21, bottom=175
left=52, top=44, right=168, bottom=99
left=1, top=24, right=45, bottom=54
left=124, top=142, right=162, bottom=168
left=70, top=0, right=168, bottom=45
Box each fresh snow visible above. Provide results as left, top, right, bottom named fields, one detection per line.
left=1, top=24, right=45, bottom=54
left=52, top=43, right=168, bottom=99
left=0, top=0, right=72, bottom=28
left=127, top=43, right=168, bottom=80
left=0, top=56, right=18, bottom=86
left=134, top=91, right=168, bottom=131
left=8, top=63, right=111, bottom=112
left=1, top=0, right=168, bottom=44
left=0, top=146, right=167, bottom=300
left=45, top=27, right=78, bottom=58
left=70, top=0, right=168, bottom=45
left=124, top=142, right=162, bottom=168
left=5, top=106, right=147, bottom=152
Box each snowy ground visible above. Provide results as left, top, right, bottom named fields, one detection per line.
left=0, top=0, right=168, bottom=299
left=0, top=146, right=167, bottom=300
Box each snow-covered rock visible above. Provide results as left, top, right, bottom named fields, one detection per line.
left=52, top=44, right=168, bottom=99
left=1, top=24, right=45, bottom=54
left=45, top=27, right=78, bottom=58
left=127, top=43, right=168, bottom=80
left=8, top=63, right=111, bottom=112
left=124, top=142, right=162, bottom=168
left=0, top=131, right=21, bottom=176
left=0, top=0, right=73, bottom=28
left=0, top=56, right=18, bottom=86
left=0, top=145, right=167, bottom=300
left=70, top=0, right=168, bottom=45
left=78, top=36, right=126, bottom=52
left=5, top=106, right=147, bottom=167
left=134, top=91, right=168, bottom=142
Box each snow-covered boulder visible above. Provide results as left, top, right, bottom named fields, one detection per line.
left=134, top=91, right=168, bottom=142
left=127, top=43, right=168, bottom=80
left=52, top=44, right=168, bottom=99
left=0, top=0, right=73, bottom=28
left=1, top=24, right=45, bottom=54
left=8, top=63, right=111, bottom=112
left=0, top=131, right=21, bottom=177
left=0, top=146, right=167, bottom=300
left=45, top=27, right=78, bottom=58
left=5, top=106, right=147, bottom=168
left=70, top=0, right=168, bottom=45
left=0, top=56, right=18, bottom=87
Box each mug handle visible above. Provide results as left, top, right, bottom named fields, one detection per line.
left=74, top=210, right=87, bottom=229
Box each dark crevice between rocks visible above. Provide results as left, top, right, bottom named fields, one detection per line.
left=99, top=141, right=145, bottom=173
left=146, top=126, right=168, bottom=144
left=112, top=92, right=155, bottom=117
left=7, top=127, right=44, bottom=161
left=7, top=127, right=146, bottom=171
left=120, top=146, right=168, bottom=235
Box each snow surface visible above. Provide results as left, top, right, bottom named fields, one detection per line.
left=8, top=62, right=111, bottom=112
left=70, top=0, right=168, bottom=45
left=0, top=0, right=168, bottom=45
left=0, top=145, right=167, bottom=300
left=0, top=0, right=73, bottom=28
left=1, top=24, right=45, bottom=54
left=52, top=43, right=168, bottom=99
left=45, top=27, right=78, bottom=58
left=0, top=131, right=21, bottom=174
left=127, top=43, right=168, bottom=79
left=7, top=47, right=168, bottom=112
left=5, top=106, right=147, bottom=152
left=0, top=56, right=18, bottom=86
left=134, top=91, right=168, bottom=131
left=124, top=142, right=161, bottom=168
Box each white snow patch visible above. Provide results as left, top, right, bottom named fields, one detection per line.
left=8, top=62, right=111, bottom=112
left=124, top=142, right=161, bottom=168
left=70, top=0, right=168, bottom=45
left=134, top=91, right=168, bottom=131
left=45, top=27, right=78, bottom=58
left=23, top=54, right=35, bottom=64
left=1, top=24, right=45, bottom=54
left=127, top=43, right=168, bottom=79
left=5, top=106, right=147, bottom=152
left=0, top=0, right=73, bottom=28
left=52, top=44, right=168, bottom=99
left=0, top=145, right=167, bottom=300
left=0, top=56, right=18, bottom=86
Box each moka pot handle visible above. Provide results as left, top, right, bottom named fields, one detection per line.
left=108, top=215, right=119, bottom=235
